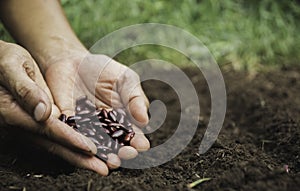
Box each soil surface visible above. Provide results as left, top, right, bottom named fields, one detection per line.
left=0, top=66, right=299, bottom=191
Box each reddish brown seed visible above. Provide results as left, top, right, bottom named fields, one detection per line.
left=100, top=109, right=108, bottom=118
left=69, top=115, right=82, bottom=121
left=107, top=139, right=112, bottom=148
left=110, top=126, right=117, bottom=132
left=60, top=97, right=137, bottom=156
left=112, top=130, right=124, bottom=138
left=112, top=110, right=117, bottom=116
left=104, top=128, right=111, bottom=134
left=114, top=139, right=120, bottom=151
left=77, top=109, right=91, bottom=116
left=118, top=115, right=124, bottom=123
left=122, top=125, right=133, bottom=133
left=67, top=116, right=81, bottom=126
left=108, top=111, right=117, bottom=122
left=127, top=129, right=133, bottom=133
left=98, top=134, right=104, bottom=140
left=109, top=122, right=124, bottom=128
left=89, top=111, right=100, bottom=118
left=76, top=95, right=88, bottom=105
left=78, top=118, right=91, bottom=123
left=97, top=145, right=112, bottom=151
left=101, top=122, right=108, bottom=127
left=66, top=116, right=76, bottom=126
left=58, top=114, right=67, bottom=122
left=83, top=128, right=95, bottom=136
left=124, top=132, right=135, bottom=142
left=104, top=118, right=112, bottom=123
left=92, top=121, right=101, bottom=126
left=88, top=137, right=100, bottom=146
left=75, top=105, right=83, bottom=112
left=85, top=99, right=96, bottom=110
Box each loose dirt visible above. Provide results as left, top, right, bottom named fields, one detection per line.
left=0, top=66, right=299, bottom=191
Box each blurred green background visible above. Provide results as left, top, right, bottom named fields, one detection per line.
left=1, top=0, right=299, bottom=71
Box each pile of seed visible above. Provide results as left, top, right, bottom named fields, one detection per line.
left=58, top=96, right=135, bottom=160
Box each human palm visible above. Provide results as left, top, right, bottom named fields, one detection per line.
left=44, top=53, right=150, bottom=157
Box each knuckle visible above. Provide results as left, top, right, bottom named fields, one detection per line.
left=0, top=56, right=20, bottom=78
left=15, top=82, right=34, bottom=101
left=0, top=45, right=34, bottom=84
left=22, top=61, right=36, bottom=80
left=1, top=45, right=30, bottom=65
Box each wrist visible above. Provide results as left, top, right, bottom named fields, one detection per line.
left=30, top=36, right=89, bottom=73
left=0, top=0, right=89, bottom=73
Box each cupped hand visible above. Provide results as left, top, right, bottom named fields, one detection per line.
left=43, top=52, right=150, bottom=158
left=0, top=41, right=110, bottom=175
left=0, top=40, right=53, bottom=122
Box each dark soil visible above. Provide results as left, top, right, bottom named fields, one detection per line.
left=0, top=66, right=299, bottom=191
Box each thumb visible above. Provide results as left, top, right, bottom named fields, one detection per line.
left=118, top=68, right=149, bottom=127
left=44, top=62, right=79, bottom=117
left=2, top=60, right=52, bottom=122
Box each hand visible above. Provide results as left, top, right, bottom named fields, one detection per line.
left=0, top=41, right=111, bottom=175
left=0, top=0, right=149, bottom=175
left=43, top=51, right=150, bottom=155
left=0, top=40, right=54, bottom=121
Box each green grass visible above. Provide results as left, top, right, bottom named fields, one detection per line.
left=1, top=0, right=299, bottom=71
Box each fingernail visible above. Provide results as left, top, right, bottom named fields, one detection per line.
left=82, top=136, right=97, bottom=154
left=118, top=146, right=138, bottom=160
left=107, top=153, right=121, bottom=169
left=92, top=160, right=109, bottom=176
left=34, top=102, right=46, bottom=121
left=130, top=136, right=150, bottom=152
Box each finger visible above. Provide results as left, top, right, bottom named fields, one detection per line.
left=127, top=94, right=149, bottom=127
left=94, top=64, right=124, bottom=108
left=29, top=133, right=109, bottom=176
left=78, top=54, right=124, bottom=108
left=130, top=125, right=150, bottom=152
left=118, top=146, right=138, bottom=160
left=33, top=60, right=55, bottom=104
left=2, top=59, right=52, bottom=122
left=32, top=60, right=61, bottom=118
left=78, top=81, right=111, bottom=109
left=51, top=104, right=61, bottom=118
left=95, top=86, right=123, bottom=108
left=45, top=62, right=81, bottom=116
left=94, top=98, right=111, bottom=109
left=0, top=92, right=97, bottom=155
left=117, top=68, right=149, bottom=126
left=42, top=117, right=98, bottom=155
left=106, top=153, right=121, bottom=169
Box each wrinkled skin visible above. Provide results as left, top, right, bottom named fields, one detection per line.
left=43, top=51, right=151, bottom=151
left=0, top=0, right=151, bottom=175
left=0, top=41, right=150, bottom=175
